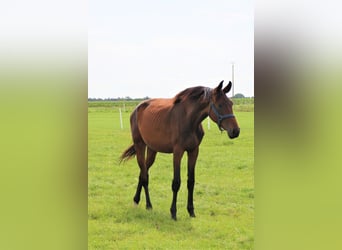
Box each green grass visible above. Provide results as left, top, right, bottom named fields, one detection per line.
left=88, top=101, right=254, bottom=249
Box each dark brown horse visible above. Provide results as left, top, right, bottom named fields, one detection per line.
left=120, top=80, right=240, bottom=220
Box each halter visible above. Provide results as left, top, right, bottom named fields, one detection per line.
left=209, top=102, right=235, bottom=131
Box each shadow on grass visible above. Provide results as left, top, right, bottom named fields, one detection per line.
left=114, top=204, right=195, bottom=233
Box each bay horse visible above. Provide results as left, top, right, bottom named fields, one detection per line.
left=120, top=80, right=240, bottom=220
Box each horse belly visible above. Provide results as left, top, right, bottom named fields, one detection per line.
left=138, top=119, right=174, bottom=153
left=140, top=129, right=173, bottom=153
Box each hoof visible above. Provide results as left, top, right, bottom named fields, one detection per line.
left=170, top=208, right=177, bottom=220
left=133, top=202, right=139, bottom=207
left=146, top=204, right=153, bottom=210
left=187, top=207, right=196, bottom=217
left=189, top=212, right=196, bottom=218
left=133, top=197, right=140, bottom=205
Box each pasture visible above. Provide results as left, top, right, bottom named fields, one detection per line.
left=88, top=100, right=254, bottom=249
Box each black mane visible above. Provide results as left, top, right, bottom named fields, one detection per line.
left=173, top=86, right=205, bottom=104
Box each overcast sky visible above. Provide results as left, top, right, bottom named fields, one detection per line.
left=89, top=0, right=253, bottom=98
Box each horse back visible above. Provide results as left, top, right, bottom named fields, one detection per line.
left=130, top=99, right=175, bottom=153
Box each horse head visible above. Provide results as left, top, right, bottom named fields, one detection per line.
left=208, top=80, right=240, bottom=139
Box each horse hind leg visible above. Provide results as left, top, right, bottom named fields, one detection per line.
left=133, top=143, right=156, bottom=210
left=146, top=147, right=157, bottom=170
left=133, top=142, right=146, bottom=206
left=143, top=147, right=157, bottom=210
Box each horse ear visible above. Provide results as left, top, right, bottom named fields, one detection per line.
left=223, top=81, right=232, bottom=94
left=216, top=80, right=224, bottom=91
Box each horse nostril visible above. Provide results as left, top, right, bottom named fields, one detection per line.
left=227, top=127, right=240, bottom=139
left=234, top=128, right=240, bottom=137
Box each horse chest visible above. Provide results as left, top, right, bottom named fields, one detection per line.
left=179, top=127, right=204, bottom=151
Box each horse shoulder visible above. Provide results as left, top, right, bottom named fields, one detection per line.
left=196, top=124, right=205, bottom=142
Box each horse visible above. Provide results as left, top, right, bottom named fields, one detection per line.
left=120, top=80, right=240, bottom=220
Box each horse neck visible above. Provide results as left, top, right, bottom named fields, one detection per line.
left=187, top=90, right=211, bottom=127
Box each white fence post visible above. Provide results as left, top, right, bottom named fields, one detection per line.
left=119, top=108, right=123, bottom=129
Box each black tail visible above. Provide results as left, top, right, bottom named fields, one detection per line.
left=119, top=145, right=136, bottom=164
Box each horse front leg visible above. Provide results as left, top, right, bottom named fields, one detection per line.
left=170, top=148, right=184, bottom=220
left=187, top=147, right=198, bottom=217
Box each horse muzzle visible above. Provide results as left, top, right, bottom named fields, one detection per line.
left=227, top=127, right=240, bottom=139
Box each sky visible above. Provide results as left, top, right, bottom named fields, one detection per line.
left=89, top=0, right=254, bottom=98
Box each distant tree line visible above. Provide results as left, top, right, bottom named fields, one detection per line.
left=233, top=93, right=245, bottom=98
left=88, top=93, right=252, bottom=101
left=88, top=96, right=150, bottom=101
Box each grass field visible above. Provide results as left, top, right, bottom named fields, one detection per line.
left=88, top=100, right=254, bottom=249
